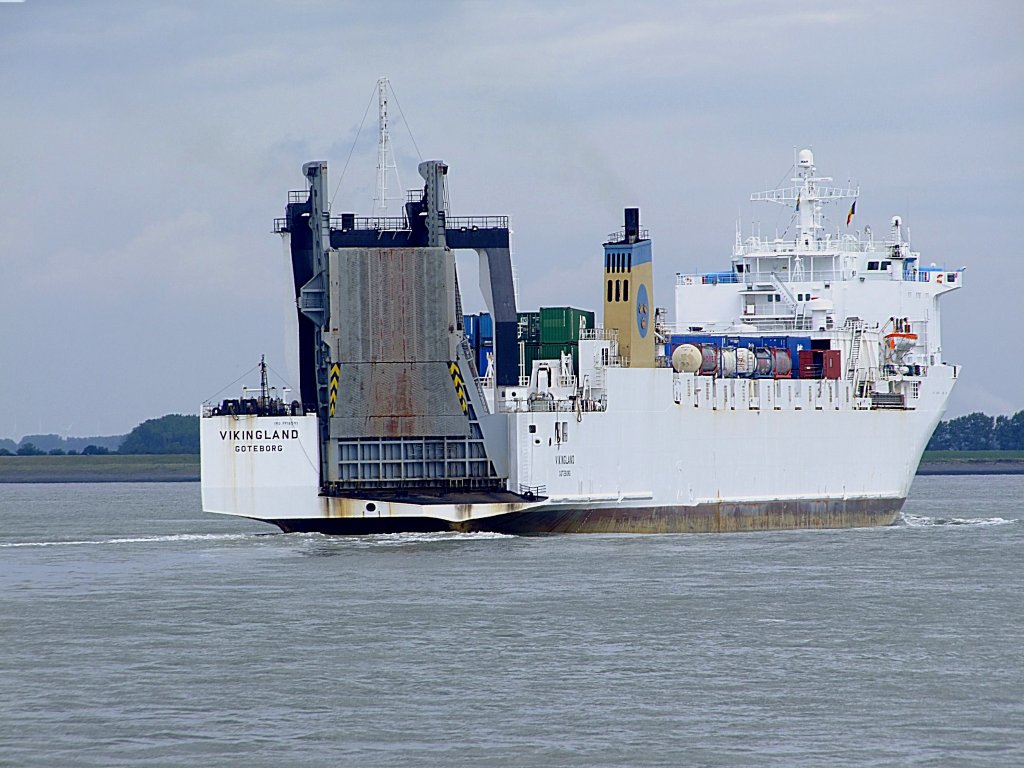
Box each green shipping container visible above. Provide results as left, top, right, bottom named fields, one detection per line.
left=539, top=307, right=595, bottom=344
left=517, top=311, right=541, bottom=344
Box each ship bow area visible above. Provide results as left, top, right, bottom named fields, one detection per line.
left=200, top=414, right=322, bottom=520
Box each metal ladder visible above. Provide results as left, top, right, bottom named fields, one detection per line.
left=846, top=319, right=867, bottom=397
left=770, top=272, right=805, bottom=326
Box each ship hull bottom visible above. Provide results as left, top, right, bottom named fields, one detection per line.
left=267, top=496, right=905, bottom=535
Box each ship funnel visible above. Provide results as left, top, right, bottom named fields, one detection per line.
left=624, top=207, right=640, bottom=244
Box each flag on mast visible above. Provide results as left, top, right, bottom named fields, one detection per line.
left=846, top=200, right=856, bottom=226
left=795, top=193, right=800, bottom=212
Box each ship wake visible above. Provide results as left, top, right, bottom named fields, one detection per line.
left=0, top=532, right=264, bottom=548
left=900, top=512, right=1018, bottom=528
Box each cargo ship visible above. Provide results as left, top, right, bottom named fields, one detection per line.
left=201, top=143, right=961, bottom=534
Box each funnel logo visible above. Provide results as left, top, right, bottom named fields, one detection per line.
left=636, top=283, right=650, bottom=338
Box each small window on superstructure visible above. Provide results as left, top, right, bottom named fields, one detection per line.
left=868, top=261, right=879, bottom=271
left=882, top=261, right=892, bottom=271
left=624, top=279, right=629, bottom=302
left=775, top=294, right=781, bottom=302
left=529, top=424, right=536, bottom=433
left=736, top=264, right=745, bottom=273
left=615, top=280, right=621, bottom=302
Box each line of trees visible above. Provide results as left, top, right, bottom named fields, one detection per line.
left=119, top=415, right=198, bottom=454
left=926, top=411, right=1024, bottom=451
left=0, top=414, right=199, bottom=456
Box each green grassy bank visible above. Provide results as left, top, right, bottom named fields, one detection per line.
left=921, top=450, right=1024, bottom=462
left=918, top=450, right=1024, bottom=475
left=0, top=454, right=199, bottom=483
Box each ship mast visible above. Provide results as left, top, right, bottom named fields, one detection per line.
left=259, top=354, right=270, bottom=410
left=750, top=149, right=859, bottom=251
left=374, top=77, right=401, bottom=217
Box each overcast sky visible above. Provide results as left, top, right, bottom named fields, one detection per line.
left=1, top=1, right=1021, bottom=439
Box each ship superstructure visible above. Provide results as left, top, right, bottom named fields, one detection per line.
left=201, top=144, right=961, bottom=534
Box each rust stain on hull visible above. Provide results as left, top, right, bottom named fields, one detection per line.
left=270, top=497, right=904, bottom=535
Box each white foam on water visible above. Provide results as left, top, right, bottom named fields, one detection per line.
left=900, top=512, right=1018, bottom=528
left=0, top=533, right=260, bottom=548
left=2, top=530, right=514, bottom=550
left=301, top=530, right=515, bottom=549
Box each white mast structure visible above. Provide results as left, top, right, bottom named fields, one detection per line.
left=374, top=77, right=401, bottom=217
left=750, top=149, right=859, bottom=252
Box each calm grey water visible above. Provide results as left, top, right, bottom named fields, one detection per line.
left=1, top=477, right=1021, bottom=767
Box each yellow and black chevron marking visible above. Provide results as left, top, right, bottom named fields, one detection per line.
left=329, top=363, right=340, bottom=417
left=448, top=361, right=468, bottom=413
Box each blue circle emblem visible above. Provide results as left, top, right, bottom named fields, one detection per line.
left=636, top=283, right=649, bottom=338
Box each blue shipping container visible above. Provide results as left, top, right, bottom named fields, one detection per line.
left=725, top=335, right=759, bottom=349
left=478, top=313, right=493, bottom=340
left=760, top=335, right=789, bottom=349
left=463, top=313, right=494, bottom=349
left=464, top=314, right=479, bottom=348
left=788, top=337, right=812, bottom=378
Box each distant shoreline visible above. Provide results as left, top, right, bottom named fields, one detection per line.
left=916, top=460, right=1024, bottom=476
left=2, top=453, right=1023, bottom=484
left=0, top=455, right=199, bottom=483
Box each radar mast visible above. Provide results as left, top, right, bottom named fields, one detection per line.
left=750, top=149, right=859, bottom=251
left=374, top=77, right=402, bottom=217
